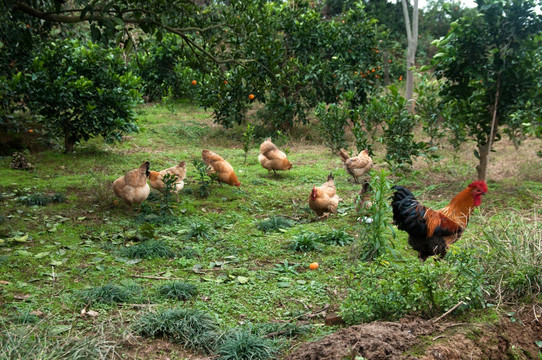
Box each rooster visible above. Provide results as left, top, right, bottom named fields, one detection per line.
left=309, top=172, right=339, bottom=217
left=258, top=138, right=292, bottom=176
left=338, top=148, right=372, bottom=183
left=202, top=149, right=241, bottom=187
left=148, top=161, right=187, bottom=201
left=391, top=181, right=488, bottom=261
left=112, top=161, right=151, bottom=209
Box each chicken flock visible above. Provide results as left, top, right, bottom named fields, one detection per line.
left=113, top=138, right=488, bottom=261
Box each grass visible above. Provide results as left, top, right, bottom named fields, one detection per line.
left=120, top=240, right=176, bottom=259
left=78, top=283, right=138, bottom=305
left=158, top=281, right=198, bottom=301
left=0, top=101, right=540, bottom=359
left=134, top=308, right=219, bottom=353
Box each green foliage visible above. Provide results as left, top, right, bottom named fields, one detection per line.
left=158, top=281, right=198, bottom=301
left=134, top=308, right=219, bottom=353
left=194, top=2, right=381, bottom=130
left=159, top=173, right=177, bottom=216
left=185, top=220, right=215, bottom=241
left=315, top=99, right=349, bottom=153
left=16, top=192, right=64, bottom=206
left=136, top=34, right=200, bottom=101
left=272, top=260, right=299, bottom=275
left=355, top=169, right=396, bottom=261
left=432, top=0, right=542, bottom=178
left=256, top=216, right=295, bottom=233
left=23, top=39, right=141, bottom=153
left=216, top=328, right=277, bottom=360
left=289, top=233, right=321, bottom=252
left=317, top=228, right=354, bottom=246
left=416, top=73, right=447, bottom=147
left=78, top=283, right=136, bottom=305
left=380, top=85, right=429, bottom=172
left=242, top=123, right=255, bottom=164
left=341, top=249, right=487, bottom=324
left=120, top=240, right=175, bottom=259
left=192, top=159, right=214, bottom=198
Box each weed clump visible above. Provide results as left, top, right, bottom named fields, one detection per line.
left=185, top=220, right=214, bottom=241
left=216, top=328, right=276, bottom=360
left=158, top=281, right=198, bottom=301
left=317, top=228, right=354, bottom=246
left=289, top=233, right=320, bottom=252
left=120, top=240, right=175, bottom=259
left=134, top=308, right=218, bottom=353
left=257, top=216, right=295, bottom=233
left=17, top=192, right=65, bottom=206
left=78, top=283, right=137, bottom=305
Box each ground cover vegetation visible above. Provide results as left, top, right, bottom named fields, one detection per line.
left=0, top=0, right=541, bottom=358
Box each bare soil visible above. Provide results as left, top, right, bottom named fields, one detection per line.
left=285, top=307, right=542, bottom=360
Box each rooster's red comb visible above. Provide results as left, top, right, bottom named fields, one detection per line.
left=468, top=180, right=488, bottom=193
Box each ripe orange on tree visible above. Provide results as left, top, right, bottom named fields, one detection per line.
left=191, top=80, right=197, bottom=85
left=248, top=94, right=255, bottom=100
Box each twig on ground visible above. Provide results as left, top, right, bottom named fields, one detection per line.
left=432, top=301, right=466, bottom=323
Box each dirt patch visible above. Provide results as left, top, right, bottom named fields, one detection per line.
left=285, top=308, right=542, bottom=360
left=284, top=318, right=436, bottom=360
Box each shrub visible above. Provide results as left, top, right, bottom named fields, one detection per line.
left=216, top=328, right=276, bottom=360
left=134, top=308, right=219, bottom=353
left=257, top=217, right=295, bottom=233
left=341, top=249, right=487, bottom=324
left=120, top=240, right=175, bottom=259
left=24, top=39, right=141, bottom=153
left=158, top=281, right=198, bottom=301
left=192, top=159, right=214, bottom=198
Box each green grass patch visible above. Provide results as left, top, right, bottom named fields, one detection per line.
left=216, top=328, right=277, bottom=360
left=78, top=283, right=139, bottom=305
left=134, top=308, right=219, bottom=353
left=158, top=281, right=198, bottom=301
left=120, top=240, right=176, bottom=259
left=256, top=216, right=296, bottom=233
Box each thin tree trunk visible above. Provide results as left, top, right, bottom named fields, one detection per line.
left=64, top=130, right=75, bottom=153
left=401, top=0, right=418, bottom=113
left=476, top=77, right=500, bottom=181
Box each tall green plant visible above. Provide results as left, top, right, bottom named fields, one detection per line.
left=355, top=169, right=396, bottom=261
left=242, top=123, right=255, bottom=164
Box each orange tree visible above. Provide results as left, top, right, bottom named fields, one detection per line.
left=192, top=1, right=382, bottom=130
left=431, top=0, right=542, bottom=180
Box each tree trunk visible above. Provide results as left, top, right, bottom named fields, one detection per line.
left=477, top=77, right=501, bottom=181
left=401, top=0, right=418, bottom=113
left=64, top=131, right=75, bottom=153
left=476, top=143, right=490, bottom=182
